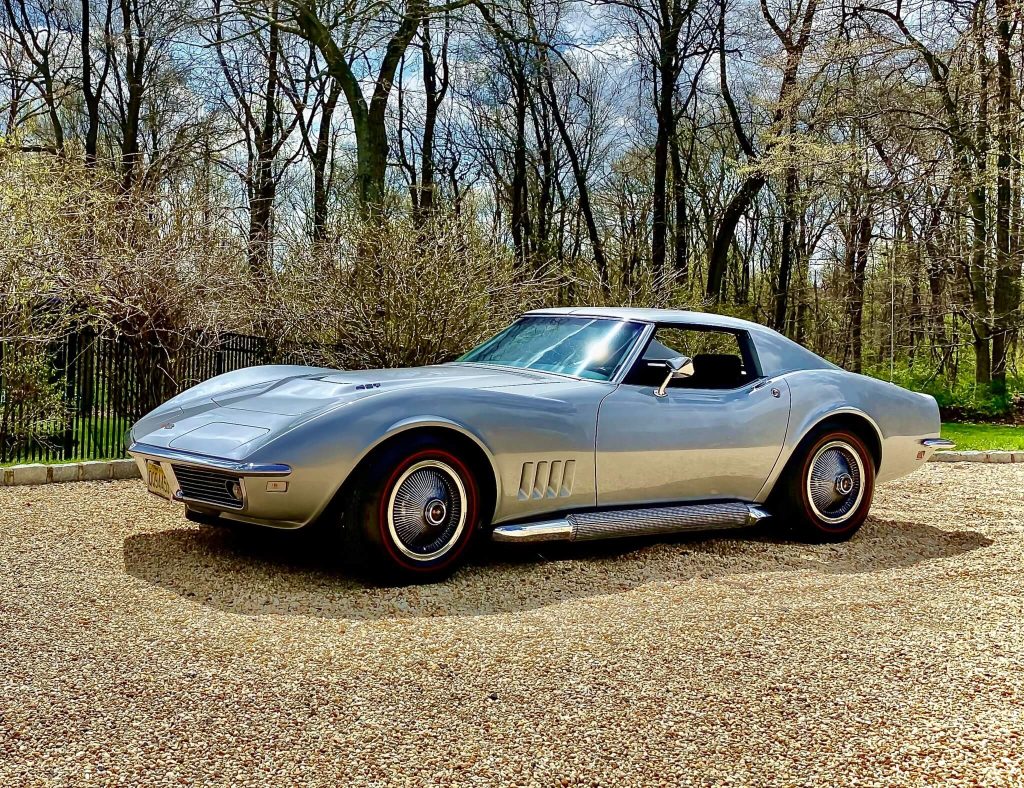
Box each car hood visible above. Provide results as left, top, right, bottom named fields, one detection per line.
left=217, top=364, right=553, bottom=416
left=131, top=363, right=557, bottom=458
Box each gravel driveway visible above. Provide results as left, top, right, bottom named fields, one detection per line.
left=1, top=463, right=1022, bottom=786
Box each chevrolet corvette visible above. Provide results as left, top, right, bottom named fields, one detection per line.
left=129, top=308, right=951, bottom=582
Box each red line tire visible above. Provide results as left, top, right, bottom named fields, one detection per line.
left=773, top=426, right=876, bottom=543
left=343, top=434, right=480, bottom=584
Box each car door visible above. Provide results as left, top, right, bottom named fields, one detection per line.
left=595, top=324, right=791, bottom=506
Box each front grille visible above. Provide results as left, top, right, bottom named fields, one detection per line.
left=172, top=465, right=243, bottom=509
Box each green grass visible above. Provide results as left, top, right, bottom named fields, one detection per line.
left=2, top=415, right=131, bottom=466
left=942, top=422, right=1024, bottom=451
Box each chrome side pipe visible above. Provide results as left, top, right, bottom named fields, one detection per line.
left=491, top=502, right=771, bottom=544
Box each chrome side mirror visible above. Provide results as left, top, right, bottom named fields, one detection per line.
left=655, top=356, right=695, bottom=397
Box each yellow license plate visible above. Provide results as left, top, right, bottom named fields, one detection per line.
left=145, top=460, right=173, bottom=501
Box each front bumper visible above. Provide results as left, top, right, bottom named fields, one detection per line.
left=128, top=442, right=304, bottom=528
left=128, top=442, right=291, bottom=476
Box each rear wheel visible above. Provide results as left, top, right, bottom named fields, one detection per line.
left=343, top=436, right=481, bottom=584
left=775, top=427, right=875, bottom=542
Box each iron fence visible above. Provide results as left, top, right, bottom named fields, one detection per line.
left=0, top=331, right=285, bottom=464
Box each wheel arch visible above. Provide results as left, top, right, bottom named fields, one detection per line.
left=328, top=419, right=501, bottom=526
left=760, top=407, right=883, bottom=503
left=800, top=410, right=883, bottom=472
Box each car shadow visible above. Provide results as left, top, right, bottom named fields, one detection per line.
left=122, top=516, right=993, bottom=621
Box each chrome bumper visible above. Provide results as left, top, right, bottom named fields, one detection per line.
left=920, top=438, right=955, bottom=449
left=128, top=442, right=293, bottom=515
left=127, top=442, right=291, bottom=475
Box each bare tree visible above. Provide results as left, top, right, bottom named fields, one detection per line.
left=706, top=0, right=819, bottom=316
left=2, top=0, right=74, bottom=153
left=211, top=0, right=302, bottom=271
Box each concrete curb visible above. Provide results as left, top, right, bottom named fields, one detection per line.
left=929, top=450, right=1024, bottom=463
left=1, top=459, right=140, bottom=486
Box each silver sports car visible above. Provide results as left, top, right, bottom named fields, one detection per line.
left=129, top=308, right=952, bottom=582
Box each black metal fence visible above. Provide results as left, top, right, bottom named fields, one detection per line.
left=0, top=331, right=281, bottom=464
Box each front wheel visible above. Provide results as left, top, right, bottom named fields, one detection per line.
left=343, top=436, right=481, bottom=584
left=774, top=428, right=875, bottom=542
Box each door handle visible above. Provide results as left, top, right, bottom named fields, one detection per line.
left=750, top=378, right=782, bottom=398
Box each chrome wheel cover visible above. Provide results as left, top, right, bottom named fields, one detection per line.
left=386, top=460, right=468, bottom=562
left=805, top=440, right=865, bottom=525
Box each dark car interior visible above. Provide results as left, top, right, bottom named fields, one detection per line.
left=623, top=327, right=757, bottom=390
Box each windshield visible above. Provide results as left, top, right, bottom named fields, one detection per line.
left=455, top=316, right=646, bottom=381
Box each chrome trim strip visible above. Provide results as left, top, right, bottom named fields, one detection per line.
left=746, top=505, right=772, bottom=523
left=920, top=438, right=955, bottom=448
left=128, top=442, right=291, bottom=476
left=491, top=518, right=574, bottom=543
left=610, top=321, right=657, bottom=385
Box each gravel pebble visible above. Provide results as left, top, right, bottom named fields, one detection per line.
left=1, top=464, right=1022, bottom=786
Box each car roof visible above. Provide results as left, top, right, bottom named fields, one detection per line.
left=525, top=306, right=768, bottom=333
left=524, top=307, right=838, bottom=375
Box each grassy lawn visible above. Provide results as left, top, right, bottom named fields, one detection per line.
left=942, top=422, right=1024, bottom=451
left=1, top=415, right=131, bottom=466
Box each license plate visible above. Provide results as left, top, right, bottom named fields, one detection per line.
left=145, top=460, right=173, bottom=501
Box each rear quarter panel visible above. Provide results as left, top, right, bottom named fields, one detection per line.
left=756, top=369, right=941, bottom=500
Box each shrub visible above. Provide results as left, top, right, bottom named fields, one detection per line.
left=0, top=343, right=69, bottom=459
left=256, top=212, right=559, bottom=368
left=867, top=361, right=1021, bottom=421
left=0, top=145, right=245, bottom=409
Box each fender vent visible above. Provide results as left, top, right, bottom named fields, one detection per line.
left=518, top=460, right=575, bottom=500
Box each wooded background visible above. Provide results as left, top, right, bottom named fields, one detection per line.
left=2, top=0, right=1023, bottom=417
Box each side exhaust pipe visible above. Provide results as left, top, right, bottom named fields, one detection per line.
left=491, top=501, right=770, bottom=544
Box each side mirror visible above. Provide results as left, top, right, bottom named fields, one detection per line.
left=655, top=356, right=694, bottom=397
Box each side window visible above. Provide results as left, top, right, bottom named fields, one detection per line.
left=625, top=326, right=753, bottom=390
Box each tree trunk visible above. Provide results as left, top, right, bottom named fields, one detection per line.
left=311, top=80, right=341, bottom=242
left=922, top=189, right=949, bottom=356
left=844, top=210, right=871, bottom=374
left=651, top=59, right=672, bottom=274
left=119, top=0, right=145, bottom=191
left=670, top=124, right=688, bottom=283
left=539, top=60, right=609, bottom=294
left=509, top=73, right=529, bottom=269
left=532, top=99, right=555, bottom=263
left=44, top=73, right=64, bottom=155
left=992, top=0, right=1017, bottom=396
left=707, top=176, right=766, bottom=301
left=81, top=0, right=101, bottom=167
left=967, top=191, right=992, bottom=385
left=354, top=112, right=388, bottom=213
left=773, top=164, right=797, bottom=331
left=415, top=16, right=441, bottom=223
left=248, top=8, right=281, bottom=273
